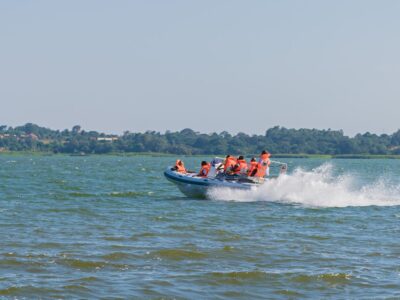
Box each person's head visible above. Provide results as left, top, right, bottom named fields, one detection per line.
left=238, top=155, right=244, bottom=160
left=176, top=159, right=183, bottom=165
left=226, top=155, right=231, bottom=159
left=251, top=157, right=256, bottom=162
left=201, top=161, right=208, bottom=166
left=261, top=150, right=270, bottom=157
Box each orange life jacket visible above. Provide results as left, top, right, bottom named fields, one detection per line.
left=260, top=153, right=271, bottom=163
left=233, top=159, right=248, bottom=174
left=175, top=160, right=186, bottom=173
left=255, top=154, right=271, bottom=177
left=247, top=161, right=258, bottom=176
left=198, top=163, right=211, bottom=177
left=224, top=157, right=237, bottom=172
left=255, top=163, right=266, bottom=177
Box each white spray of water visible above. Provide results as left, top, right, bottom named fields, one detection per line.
left=207, top=163, right=400, bottom=207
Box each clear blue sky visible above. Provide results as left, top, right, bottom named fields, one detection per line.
left=1, top=0, right=399, bottom=136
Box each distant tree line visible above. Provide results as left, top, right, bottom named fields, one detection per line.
left=0, top=123, right=400, bottom=155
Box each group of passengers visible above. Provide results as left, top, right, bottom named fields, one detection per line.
left=173, top=150, right=271, bottom=178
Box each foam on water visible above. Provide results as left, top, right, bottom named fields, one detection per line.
left=207, top=163, right=400, bottom=207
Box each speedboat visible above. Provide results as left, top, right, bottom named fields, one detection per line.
left=164, top=158, right=287, bottom=198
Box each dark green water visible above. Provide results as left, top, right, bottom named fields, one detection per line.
left=1, top=155, right=400, bottom=299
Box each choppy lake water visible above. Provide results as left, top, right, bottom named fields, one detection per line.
left=1, top=155, right=400, bottom=299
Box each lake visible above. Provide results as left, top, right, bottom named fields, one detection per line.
left=1, top=155, right=400, bottom=298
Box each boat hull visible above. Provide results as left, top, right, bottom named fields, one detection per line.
left=164, top=168, right=258, bottom=198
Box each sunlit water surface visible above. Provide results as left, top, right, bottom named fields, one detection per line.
left=1, top=155, right=400, bottom=299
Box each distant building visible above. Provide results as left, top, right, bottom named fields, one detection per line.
left=97, top=136, right=118, bottom=142
left=19, top=133, right=39, bottom=140
left=28, top=133, right=39, bottom=140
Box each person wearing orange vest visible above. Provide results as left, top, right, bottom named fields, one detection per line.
left=174, top=159, right=187, bottom=173
left=255, top=150, right=271, bottom=177
left=198, top=161, right=211, bottom=177
left=232, top=155, right=248, bottom=175
left=223, top=155, right=237, bottom=174
left=247, top=157, right=258, bottom=177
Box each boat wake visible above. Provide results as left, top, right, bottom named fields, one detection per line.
left=207, top=163, right=400, bottom=207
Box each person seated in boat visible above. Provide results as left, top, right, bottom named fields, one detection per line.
left=197, top=161, right=211, bottom=177
left=223, top=155, right=237, bottom=174
left=173, top=159, right=187, bottom=173
left=255, top=150, right=271, bottom=177
left=247, top=157, right=258, bottom=177
left=232, top=155, right=248, bottom=175
left=208, top=157, right=224, bottom=177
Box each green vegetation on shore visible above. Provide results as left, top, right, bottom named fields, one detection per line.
left=1, top=123, right=400, bottom=157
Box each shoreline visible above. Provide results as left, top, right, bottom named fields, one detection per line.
left=1, top=151, right=400, bottom=159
